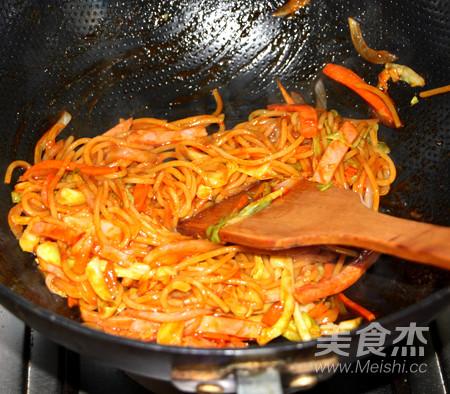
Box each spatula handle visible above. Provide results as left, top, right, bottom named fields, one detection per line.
left=339, top=208, right=450, bottom=270
left=218, top=183, right=450, bottom=270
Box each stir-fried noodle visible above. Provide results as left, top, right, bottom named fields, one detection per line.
left=5, top=87, right=395, bottom=347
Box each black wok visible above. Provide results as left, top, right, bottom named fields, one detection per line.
left=0, top=0, right=449, bottom=392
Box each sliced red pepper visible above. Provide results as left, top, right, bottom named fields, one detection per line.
left=322, top=63, right=398, bottom=128
left=267, top=104, right=318, bottom=138
left=312, top=121, right=359, bottom=184
left=21, top=160, right=119, bottom=180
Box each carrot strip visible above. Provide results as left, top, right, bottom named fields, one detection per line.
left=261, top=301, right=283, bottom=326
left=315, top=307, right=339, bottom=324
left=21, top=160, right=118, bottom=180
left=41, top=173, right=56, bottom=207
left=419, top=84, right=450, bottom=98
left=336, top=292, right=375, bottom=321
left=267, top=104, right=318, bottom=137
left=312, top=121, right=359, bottom=184
left=307, top=301, right=328, bottom=318
left=295, top=250, right=379, bottom=304
left=322, top=263, right=335, bottom=281
left=322, top=64, right=398, bottom=128
left=276, top=79, right=295, bottom=104
left=133, top=183, right=150, bottom=212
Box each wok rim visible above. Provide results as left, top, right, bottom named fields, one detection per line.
left=1, top=276, right=448, bottom=358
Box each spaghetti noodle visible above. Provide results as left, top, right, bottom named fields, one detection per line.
left=5, top=86, right=395, bottom=347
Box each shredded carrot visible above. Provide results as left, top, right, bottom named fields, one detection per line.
left=40, top=173, right=55, bottom=207
left=307, top=301, right=329, bottom=318
left=21, top=160, right=118, bottom=180
left=212, top=89, right=224, bottom=116
left=276, top=79, right=295, bottom=104
left=336, top=292, right=375, bottom=321
left=419, top=84, right=450, bottom=98
left=321, top=263, right=335, bottom=281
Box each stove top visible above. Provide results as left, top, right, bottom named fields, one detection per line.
left=0, top=305, right=448, bottom=394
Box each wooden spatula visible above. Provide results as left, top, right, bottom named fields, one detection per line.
left=177, top=179, right=450, bottom=270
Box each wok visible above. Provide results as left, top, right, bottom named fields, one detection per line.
left=0, top=0, right=449, bottom=392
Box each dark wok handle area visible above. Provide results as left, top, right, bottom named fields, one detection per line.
left=0, top=0, right=448, bottom=393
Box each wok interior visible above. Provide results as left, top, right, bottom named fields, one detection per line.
left=0, top=0, right=448, bottom=339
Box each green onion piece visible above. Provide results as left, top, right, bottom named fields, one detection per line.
left=238, top=195, right=273, bottom=218
left=312, top=135, right=322, bottom=156
left=378, top=141, right=391, bottom=153
left=206, top=186, right=279, bottom=243
left=302, top=312, right=321, bottom=338
left=326, top=131, right=349, bottom=146
left=352, top=123, right=375, bottom=149
left=125, top=189, right=134, bottom=205
left=316, top=182, right=333, bottom=191
left=330, top=109, right=339, bottom=119
left=11, top=191, right=21, bottom=203
left=206, top=224, right=222, bottom=243
left=206, top=212, right=235, bottom=243
left=410, top=96, right=419, bottom=106
left=289, top=162, right=302, bottom=171
left=323, top=120, right=332, bottom=135
left=351, top=130, right=367, bottom=149
left=314, top=264, right=326, bottom=282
